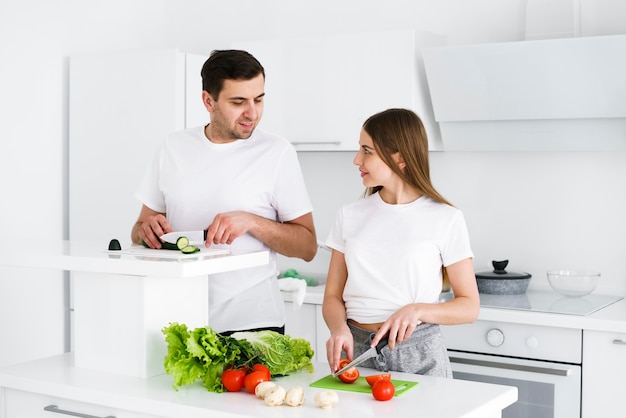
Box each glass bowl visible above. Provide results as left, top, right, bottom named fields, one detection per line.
left=547, top=270, right=601, bottom=297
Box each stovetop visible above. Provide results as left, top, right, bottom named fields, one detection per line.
left=478, top=290, right=623, bottom=316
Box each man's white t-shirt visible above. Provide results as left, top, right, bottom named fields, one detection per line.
left=325, top=193, right=473, bottom=324
left=135, top=126, right=313, bottom=332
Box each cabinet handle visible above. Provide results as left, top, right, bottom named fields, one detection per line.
left=291, top=141, right=341, bottom=146
left=44, top=405, right=116, bottom=418
left=613, top=339, right=626, bottom=345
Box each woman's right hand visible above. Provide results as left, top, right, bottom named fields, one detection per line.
left=326, top=325, right=354, bottom=373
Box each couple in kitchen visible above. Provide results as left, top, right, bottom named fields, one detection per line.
left=131, top=50, right=479, bottom=378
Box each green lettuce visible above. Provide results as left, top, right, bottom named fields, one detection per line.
left=230, top=330, right=315, bottom=376
left=162, top=323, right=314, bottom=392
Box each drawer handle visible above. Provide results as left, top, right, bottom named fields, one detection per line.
left=44, top=405, right=116, bottom=418
left=613, top=339, right=626, bottom=345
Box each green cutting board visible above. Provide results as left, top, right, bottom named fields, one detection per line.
left=309, top=375, right=419, bottom=397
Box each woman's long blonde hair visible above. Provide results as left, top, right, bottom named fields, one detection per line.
left=362, top=108, right=453, bottom=290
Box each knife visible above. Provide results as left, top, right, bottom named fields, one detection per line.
left=332, top=335, right=389, bottom=377
left=160, top=230, right=208, bottom=245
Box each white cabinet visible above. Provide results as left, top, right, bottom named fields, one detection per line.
left=69, top=49, right=208, bottom=245
left=283, top=302, right=329, bottom=364
left=234, top=30, right=444, bottom=151
left=582, top=330, right=626, bottom=417
left=2, top=388, right=157, bottom=418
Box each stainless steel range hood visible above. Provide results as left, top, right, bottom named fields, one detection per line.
left=422, top=34, right=626, bottom=151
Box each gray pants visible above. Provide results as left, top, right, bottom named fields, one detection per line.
left=348, top=321, right=452, bottom=378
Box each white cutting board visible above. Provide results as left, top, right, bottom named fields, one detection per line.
left=106, top=245, right=230, bottom=260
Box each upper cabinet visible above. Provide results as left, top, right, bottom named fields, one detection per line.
left=69, top=49, right=208, bottom=244
left=423, top=34, right=626, bottom=151
left=233, top=30, right=443, bottom=151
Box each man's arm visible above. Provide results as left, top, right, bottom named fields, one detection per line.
left=205, top=211, right=317, bottom=261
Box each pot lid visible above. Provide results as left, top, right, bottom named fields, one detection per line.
left=476, top=260, right=531, bottom=280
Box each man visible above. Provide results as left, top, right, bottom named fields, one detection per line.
left=131, top=50, right=317, bottom=334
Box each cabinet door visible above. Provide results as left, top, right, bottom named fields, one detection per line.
left=69, top=49, right=207, bottom=245
left=233, top=30, right=418, bottom=151
left=582, top=330, right=626, bottom=417
left=3, top=388, right=157, bottom=418
left=284, top=302, right=318, bottom=361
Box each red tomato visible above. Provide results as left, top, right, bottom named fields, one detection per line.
left=221, top=368, right=246, bottom=392
left=337, top=359, right=359, bottom=384
left=251, top=364, right=271, bottom=380
left=372, top=379, right=395, bottom=401
left=365, top=373, right=392, bottom=387
left=244, top=370, right=269, bottom=394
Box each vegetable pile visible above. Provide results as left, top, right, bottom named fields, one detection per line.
left=162, top=323, right=314, bottom=393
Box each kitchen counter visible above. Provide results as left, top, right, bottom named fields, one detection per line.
left=282, top=285, right=626, bottom=333
left=0, top=353, right=517, bottom=418
left=0, top=240, right=269, bottom=278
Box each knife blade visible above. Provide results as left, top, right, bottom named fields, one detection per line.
left=160, top=230, right=208, bottom=245
left=332, top=335, right=389, bottom=377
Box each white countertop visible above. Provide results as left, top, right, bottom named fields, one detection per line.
left=283, top=285, right=626, bottom=334
left=0, top=240, right=269, bottom=277
left=0, top=353, right=516, bottom=418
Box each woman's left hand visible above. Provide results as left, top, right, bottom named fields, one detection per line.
left=371, top=304, right=422, bottom=350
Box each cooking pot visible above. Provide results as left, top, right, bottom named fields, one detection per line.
left=476, top=260, right=532, bottom=295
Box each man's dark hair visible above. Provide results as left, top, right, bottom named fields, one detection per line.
left=201, top=50, right=265, bottom=100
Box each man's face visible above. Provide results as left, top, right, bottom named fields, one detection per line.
left=203, top=74, right=265, bottom=143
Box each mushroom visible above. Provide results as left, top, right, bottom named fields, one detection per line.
left=255, top=381, right=277, bottom=399
left=314, top=390, right=339, bottom=409
left=264, top=385, right=286, bottom=406
left=284, top=386, right=305, bottom=406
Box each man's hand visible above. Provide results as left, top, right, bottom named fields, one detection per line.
left=205, top=211, right=251, bottom=246
left=132, top=206, right=171, bottom=248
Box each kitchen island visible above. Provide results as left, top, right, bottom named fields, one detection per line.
left=0, top=353, right=516, bottom=418
left=0, top=241, right=516, bottom=417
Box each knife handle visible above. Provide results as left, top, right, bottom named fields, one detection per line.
left=374, top=335, right=389, bottom=353
left=203, top=230, right=208, bottom=241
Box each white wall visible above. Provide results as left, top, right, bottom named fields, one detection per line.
left=1, top=0, right=625, bottom=367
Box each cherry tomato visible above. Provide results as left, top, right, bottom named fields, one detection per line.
left=221, top=368, right=246, bottom=392
left=244, top=370, right=269, bottom=394
left=365, top=373, right=392, bottom=387
left=337, top=359, right=359, bottom=384
left=372, top=379, right=395, bottom=401
left=251, top=363, right=271, bottom=380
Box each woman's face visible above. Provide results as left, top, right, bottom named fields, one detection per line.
left=353, top=129, right=399, bottom=188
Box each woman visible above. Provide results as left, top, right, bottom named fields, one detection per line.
left=323, top=108, right=479, bottom=378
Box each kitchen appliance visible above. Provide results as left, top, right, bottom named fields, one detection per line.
left=441, top=290, right=623, bottom=418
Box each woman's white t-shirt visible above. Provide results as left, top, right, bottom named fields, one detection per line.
left=135, top=126, right=312, bottom=332
left=325, top=193, right=473, bottom=324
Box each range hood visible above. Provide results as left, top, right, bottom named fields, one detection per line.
left=422, top=34, right=626, bottom=151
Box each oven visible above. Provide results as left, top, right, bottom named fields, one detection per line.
left=442, top=319, right=582, bottom=418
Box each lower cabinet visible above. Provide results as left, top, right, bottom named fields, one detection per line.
left=582, top=330, right=626, bottom=417
left=284, top=302, right=329, bottom=364
left=2, top=388, right=158, bottom=418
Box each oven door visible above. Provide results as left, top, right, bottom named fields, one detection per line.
left=449, top=350, right=581, bottom=418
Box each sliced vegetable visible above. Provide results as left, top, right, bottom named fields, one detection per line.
left=337, top=358, right=359, bottom=384
left=365, top=373, right=392, bottom=387
left=176, top=236, right=190, bottom=250
left=180, top=245, right=200, bottom=254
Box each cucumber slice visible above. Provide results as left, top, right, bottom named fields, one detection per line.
left=176, top=236, right=190, bottom=250
left=180, top=245, right=200, bottom=254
